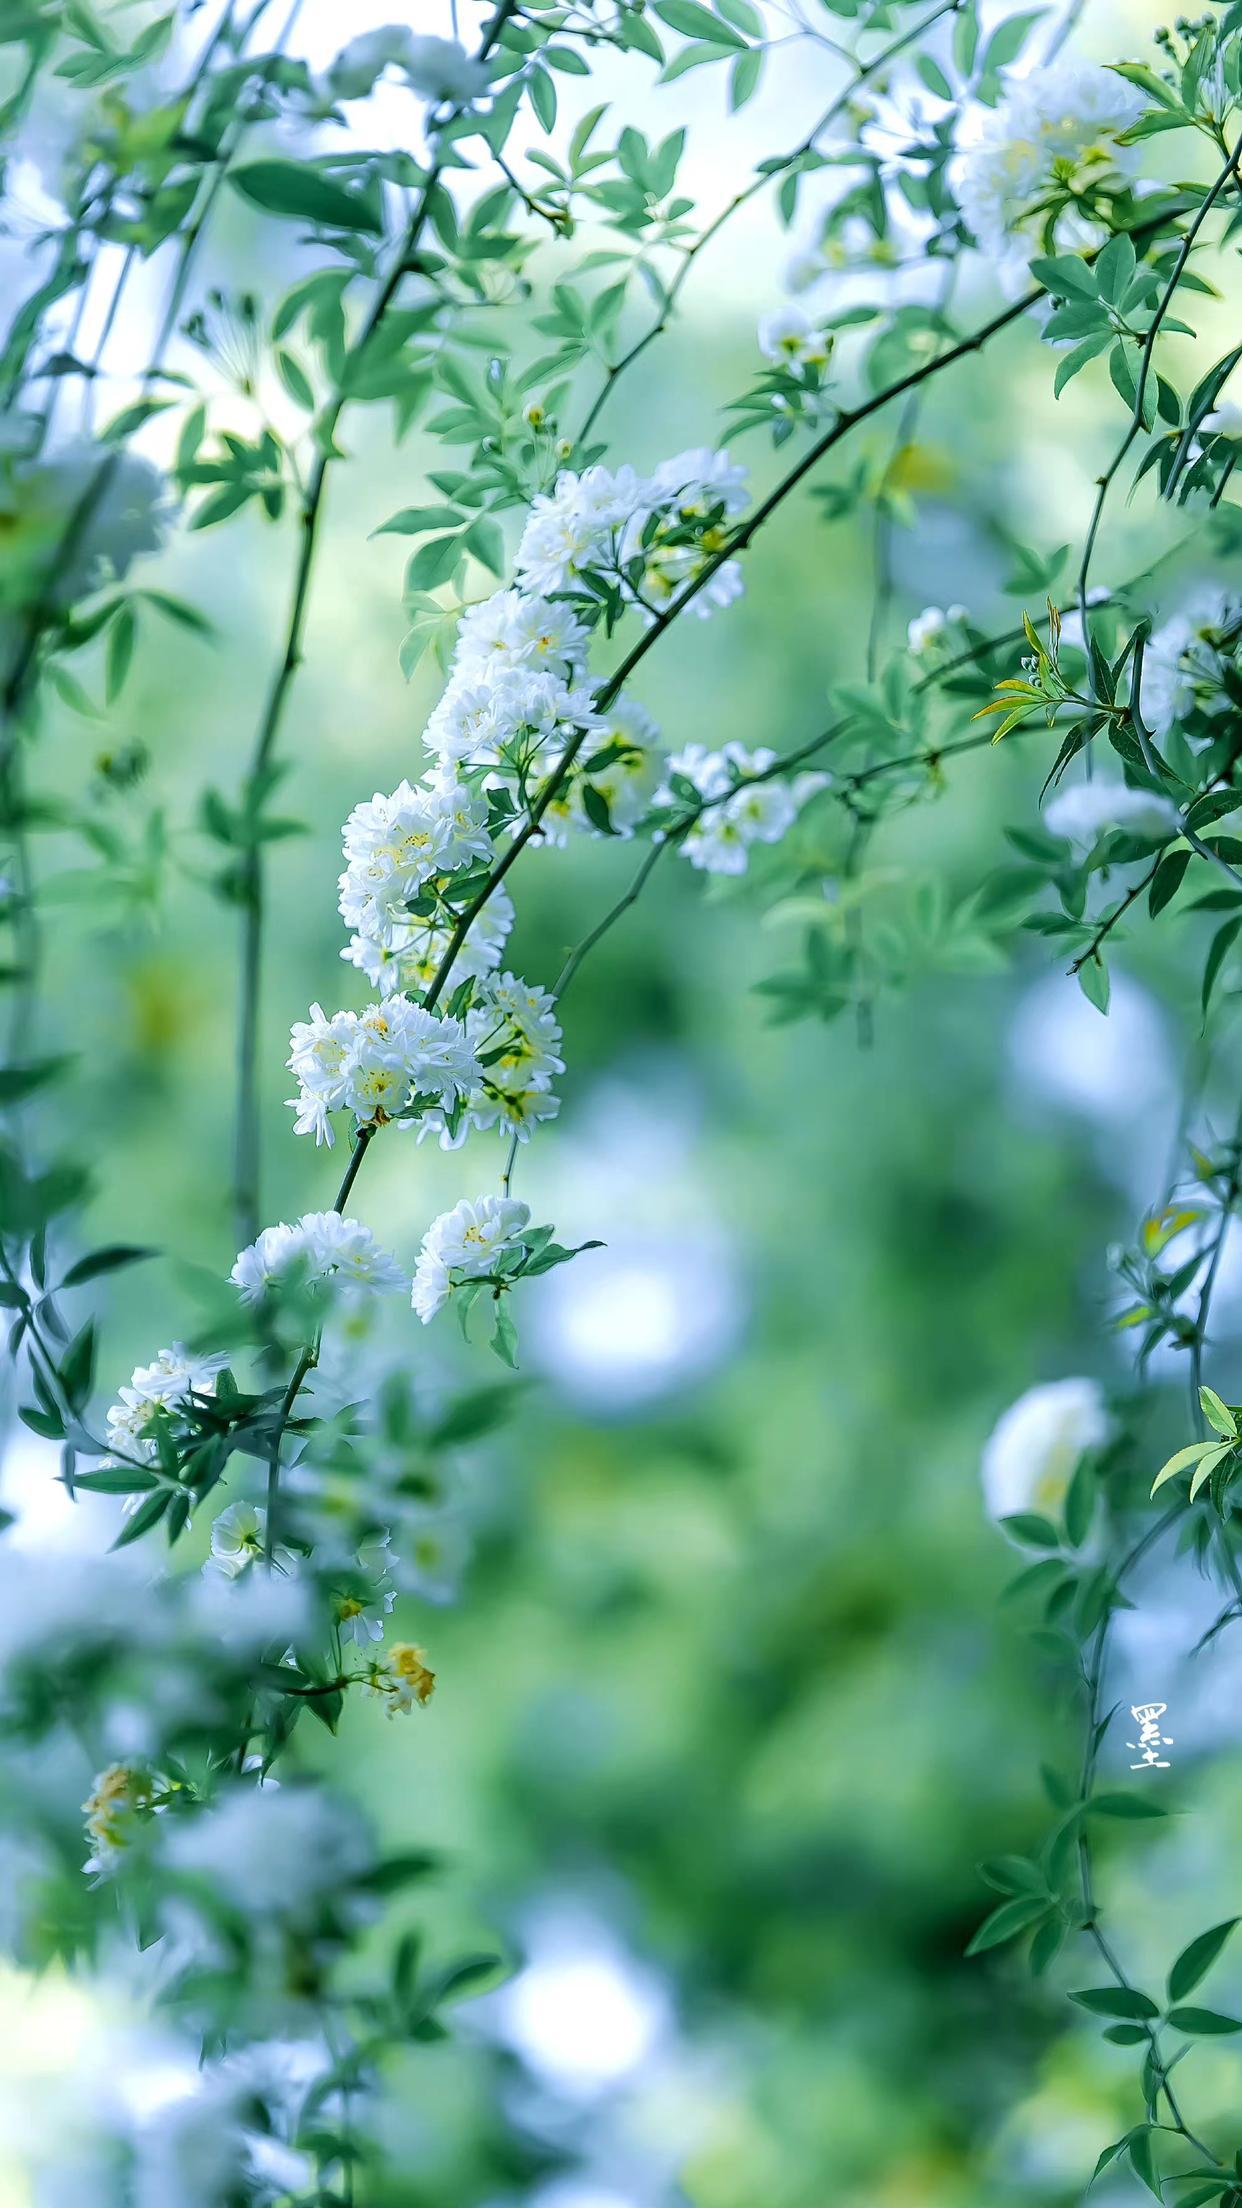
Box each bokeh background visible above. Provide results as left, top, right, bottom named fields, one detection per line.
left=4, top=0, right=1242, bottom=2200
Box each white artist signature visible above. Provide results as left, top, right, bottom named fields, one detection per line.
left=1127, top=1702, right=1173, bottom=1771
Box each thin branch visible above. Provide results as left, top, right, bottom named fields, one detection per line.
left=231, top=0, right=520, bottom=1249
left=577, top=0, right=963, bottom=446
left=1077, top=133, right=1242, bottom=675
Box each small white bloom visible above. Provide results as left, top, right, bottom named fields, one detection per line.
left=208, top=1501, right=271, bottom=1579
left=1201, top=398, right=1242, bottom=439
left=454, top=588, right=591, bottom=682
left=287, top=998, right=479, bottom=1145
left=1143, top=587, right=1242, bottom=737
left=907, top=604, right=967, bottom=653
left=333, top=1532, right=399, bottom=1646
left=570, top=696, right=662, bottom=836
left=981, top=1377, right=1111, bottom=1525
left=757, top=305, right=831, bottom=367
left=412, top=1194, right=532, bottom=1322
left=104, top=1343, right=226, bottom=1465
left=342, top=885, right=514, bottom=998
left=515, top=465, right=645, bottom=595
left=648, top=446, right=749, bottom=521
left=164, top=1781, right=374, bottom=1920
left=1043, top=780, right=1180, bottom=847
left=327, top=27, right=489, bottom=105
left=954, top=64, right=1144, bottom=265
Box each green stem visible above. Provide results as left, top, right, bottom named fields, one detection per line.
left=230, top=0, right=520, bottom=1249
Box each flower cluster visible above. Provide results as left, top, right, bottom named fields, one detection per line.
left=411, top=1194, right=533, bottom=1322
left=656, top=742, right=825, bottom=876
left=418, top=972, right=565, bottom=1149
left=1142, top=586, right=1242, bottom=737
left=954, top=62, right=1145, bottom=265
left=82, top=1761, right=156, bottom=1880
left=230, top=1209, right=407, bottom=1303
left=514, top=450, right=748, bottom=623
left=287, top=996, right=479, bottom=1146
left=367, top=1639, right=437, bottom=1714
left=104, top=1342, right=226, bottom=1467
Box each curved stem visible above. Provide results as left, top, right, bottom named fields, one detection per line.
left=230, top=0, right=519, bottom=1248
left=1077, top=134, right=1242, bottom=679
left=577, top=0, right=963, bottom=446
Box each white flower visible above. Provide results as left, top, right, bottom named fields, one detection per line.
left=656, top=742, right=820, bottom=875
left=981, top=1377, right=1111, bottom=1525
left=648, top=446, right=749, bottom=521
left=338, top=775, right=490, bottom=942
left=569, top=696, right=662, bottom=836
left=188, top=1566, right=310, bottom=1655
left=412, top=1194, right=532, bottom=1321
left=286, top=998, right=479, bottom=1145
left=1143, top=587, right=1242, bottom=737
left=327, top=27, right=489, bottom=105
left=333, top=1532, right=399, bottom=1645
left=208, top=1501, right=272, bottom=1579
left=757, top=305, right=831, bottom=367
left=231, top=1212, right=407, bottom=1302
left=1043, top=780, right=1180, bottom=846
left=515, top=465, right=645, bottom=595
left=342, top=885, right=514, bottom=997
left=165, top=1781, right=374, bottom=1920
left=954, top=63, right=1144, bottom=263
left=907, top=604, right=967, bottom=653
left=1201, top=397, right=1242, bottom=439
left=454, top=589, right=591, bottom=682
left=424, top=665, right=601, bottom=774
left=229, top=1220, right=307, bottom=1302
left=0, top=441, right=169, bottom=622
left=104, top=1343, right=226, bottom=1465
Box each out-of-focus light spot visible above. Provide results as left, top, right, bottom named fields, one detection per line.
left=1008, top=969, right=1174, bottom=1126
left=529, top=1239, right=743, bottom=1413
left=0, top=1430, right=117, bottom=1553
left=493, top=1916, right=669, bottom=2097
left=530, top=2186, right=641, bottom=2208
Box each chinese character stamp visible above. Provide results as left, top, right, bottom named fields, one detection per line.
left=1127, top=1702, right=1173, bottom=1770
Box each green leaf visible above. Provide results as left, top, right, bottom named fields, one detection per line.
left=1168, top=1919, right=1240, bottom=2002
left=1088, top=1792, right=1168, bottom=1819
left=528, top=64, right=557, bottom=131
left=1070, top=1984, right=1159, bottom=2020
left=1199, top=1385, right=1237, bottom=1438
left=1078, top=956, right=1109, bottom=1015
left=230, top=160, right=383, bottom=234
left=655, top=0, right=749, bottom=44
left=1030, top=254, right=1098, bottom=299
left=1202, top=914, right=1242, bottom=1015
left=275, top=348, right=315, bottom=411
left=964, top=1894, right=1049, bottom=1953
left=60, top=1244, right=154, bottom=1288
left=0, top=1057, right=69, bottom=1102
left=111, top=1488, right=172, bottom=1548
left=1166, top=2005, right=1242, bottom=2034
left=372, top=505, right=464, bottom=538
left=999, top=1512, right=1061, bottom=1547
left=404, top=533, right=463, bottom=591
left=1149, top=846, right=1191, bottom=917
left=1129, top=2126, right=1161, bottom=2199
left=105, top=605, right=136, bottom=703
left=490, top=1301, right=518, bottom=1369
